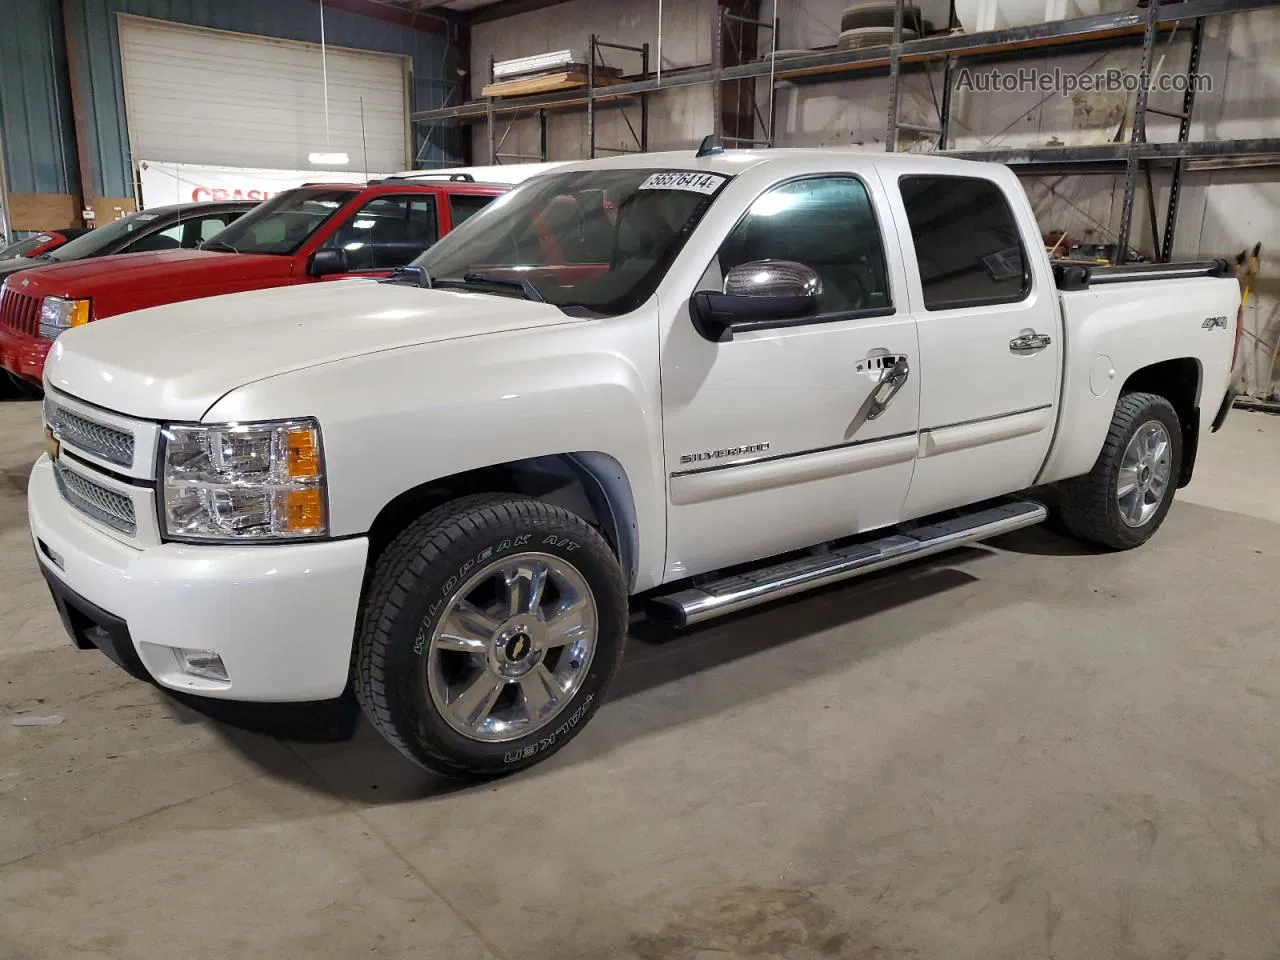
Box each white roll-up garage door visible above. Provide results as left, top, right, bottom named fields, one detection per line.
left=118, top=14, right=409, bottom=174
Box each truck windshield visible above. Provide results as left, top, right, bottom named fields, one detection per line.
left=201, top=188, right=354, bottom=255
left=414, top=168, right=731, bottom=316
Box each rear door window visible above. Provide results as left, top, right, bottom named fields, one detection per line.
left=450, top=194, right=497, bottom=228
left=898, top=175, right=1029, bottom=310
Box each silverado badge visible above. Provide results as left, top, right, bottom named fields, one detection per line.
left=679, top=442, right=770, bottom=465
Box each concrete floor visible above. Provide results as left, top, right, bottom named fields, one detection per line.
left=1, top=397, right=1278, bottom=960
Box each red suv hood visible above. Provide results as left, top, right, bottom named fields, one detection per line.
left=6, top=250, right=294, bottom=319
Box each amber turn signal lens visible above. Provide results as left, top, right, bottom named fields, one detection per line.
left=69, top=299, right=91, bottom=327
left=285, top=428, right=320, bottom=479
left=284, top=488, right=324, bottom=533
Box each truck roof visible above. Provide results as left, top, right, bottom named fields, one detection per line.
left=544, top=146, right=1011, bottom=180
left=297, top=179, right=506, bottom=194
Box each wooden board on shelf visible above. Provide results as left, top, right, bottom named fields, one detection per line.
left=482, top=70, right=624, bottom=99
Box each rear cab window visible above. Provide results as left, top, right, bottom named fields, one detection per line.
left=897, top=175, right=1030, bottom=311
left=449, top=193, right=498, bottom=229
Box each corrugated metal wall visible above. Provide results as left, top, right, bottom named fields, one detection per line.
left=0, top=0, right=456, bottom=204
left=0, top=0, right=79, bottom=194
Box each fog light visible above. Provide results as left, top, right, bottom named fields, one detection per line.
left=176, top=649, right=229, bottom=682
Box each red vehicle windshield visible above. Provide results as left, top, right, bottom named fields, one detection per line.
left=200, top=188, right=355, bottom=255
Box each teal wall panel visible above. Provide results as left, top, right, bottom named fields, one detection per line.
left=0, top=0, right=79, bottom=194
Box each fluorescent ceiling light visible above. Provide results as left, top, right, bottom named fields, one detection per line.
left=309, top=152, right=349, bottom=166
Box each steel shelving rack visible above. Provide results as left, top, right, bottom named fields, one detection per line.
left=413, top=0, right=1280, bottom=262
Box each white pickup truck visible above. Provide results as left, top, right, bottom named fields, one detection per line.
left=29, top=147, right=1242, bottom=778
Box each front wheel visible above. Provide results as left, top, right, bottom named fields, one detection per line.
left=5, top=371, right=41, bottom=400
left=354, top=495, right=627, bottom=779
left=1058, top=391, right=1182, bottom=550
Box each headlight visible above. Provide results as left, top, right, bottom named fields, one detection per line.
left=38, top=296, right=91, bottom=340
left=161, top=419, right=327, bottom=542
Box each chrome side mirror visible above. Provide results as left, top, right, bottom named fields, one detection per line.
left=723, top=260, right=823, bottom=300
left=690, top=259, right=823, bottom=342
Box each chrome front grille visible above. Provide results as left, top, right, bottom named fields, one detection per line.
left=45, top=397, right=135, bottom=468
left=54, top=460, right=137, bottom=536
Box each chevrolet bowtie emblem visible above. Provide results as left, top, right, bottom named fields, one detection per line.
left=44, top=426, right=60, bottom=461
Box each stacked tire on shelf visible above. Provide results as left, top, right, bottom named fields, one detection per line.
left=838, top=1, right=931, bottom=49
left=756, top=3, right=938, bottom=62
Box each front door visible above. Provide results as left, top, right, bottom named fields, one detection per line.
left=315, top=193, right=440, bottom=279
left=884, top=172, right=1062, bottom=519
left=661, top=174, right=921, bottom=581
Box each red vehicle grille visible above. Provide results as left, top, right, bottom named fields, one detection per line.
left=0, top=286, right=41, bottom=336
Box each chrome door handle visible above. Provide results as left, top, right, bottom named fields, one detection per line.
left=1010, top=332, right=1052, bottom=353
left=866, top=357, right=909, bottom=421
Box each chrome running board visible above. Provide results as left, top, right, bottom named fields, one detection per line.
left=649, top=500, right=1047, bottom=628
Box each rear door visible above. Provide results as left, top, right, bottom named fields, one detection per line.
left=883, top=171, right=1062, bottom=519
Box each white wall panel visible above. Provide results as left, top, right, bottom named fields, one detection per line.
left=118, top=14, right=409, bottom=173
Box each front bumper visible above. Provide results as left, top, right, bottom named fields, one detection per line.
left=0, top=326, right=50, bottom=384
left=29, top=455, right=369, bottom=701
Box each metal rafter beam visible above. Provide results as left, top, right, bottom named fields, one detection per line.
left=948, top=139, right=1280, bottom=165
left=413, top=0, right=1277, bottom=122
left=305, top=0, right=462, bottom=34
left=468, top=0, right=578, bottom=24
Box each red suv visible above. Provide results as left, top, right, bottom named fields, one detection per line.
left=0, top=176, right=508, bottom=390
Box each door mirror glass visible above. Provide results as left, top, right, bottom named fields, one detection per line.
left=690, top=259, right=822, bottom=341
left=723, top=259, right=823, bottom=299
left=309, top=248, right=349, bottom=277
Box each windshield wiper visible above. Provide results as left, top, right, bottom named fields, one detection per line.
left=200, top=240, right=239, bottom=253
left=383, top=265, right=433, bottom=288
left=448, top=272, right=544, bottom=303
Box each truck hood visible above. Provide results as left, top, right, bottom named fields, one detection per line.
left=6, top=249, right=288, bottom=306
left=45, top=280, right=584, bottom=421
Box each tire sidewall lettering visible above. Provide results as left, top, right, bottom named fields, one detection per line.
left=502, top=693, right=595, bottom=764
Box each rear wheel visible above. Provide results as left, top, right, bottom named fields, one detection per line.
left=355, top=495, right=627, bottom=779
left=1058, top=391, right=1181, bottom=550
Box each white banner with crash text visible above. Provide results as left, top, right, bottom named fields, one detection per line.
left=138, top=160, right=385, bottom=209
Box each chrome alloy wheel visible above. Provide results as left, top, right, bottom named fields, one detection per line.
left=425, top=553, right=599, bottom=743
left=1117, top=420, right=1173, bottom=528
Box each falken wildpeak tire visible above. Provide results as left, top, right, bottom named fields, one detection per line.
left=1058, top=391, right=1183, bottom=550
left=840, top=2, right=923, bottom=32
left=354, top=494, right=627, bottom=779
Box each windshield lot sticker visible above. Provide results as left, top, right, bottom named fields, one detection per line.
left=639, top=172, right=726, bottom=195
